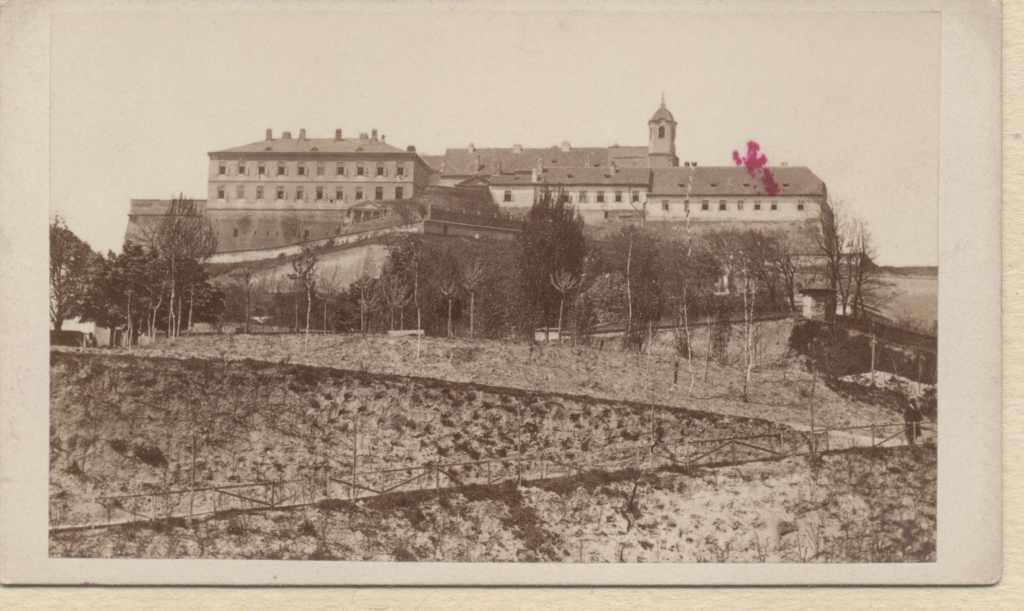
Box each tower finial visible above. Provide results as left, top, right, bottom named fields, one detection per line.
left=661, top=91, right=665, bottom=106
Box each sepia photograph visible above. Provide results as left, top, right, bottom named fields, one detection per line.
left=0, top=0, right=1001, bottom=587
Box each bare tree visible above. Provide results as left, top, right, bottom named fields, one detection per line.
left=462, top=259, right=487, bottom=339
left=550, top=270, right=581, bottom=344
left=317, top=267, right=343, bottom=334
left=288, top=242, right=318, bottom=353
left=140, top=195, right=217, bottom=338
left=438, top=275, right=460, bottom=339
left=380, top=271, right=411, bottom=331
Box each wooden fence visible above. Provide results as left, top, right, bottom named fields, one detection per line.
left=52, top=421, right=934, bottom=534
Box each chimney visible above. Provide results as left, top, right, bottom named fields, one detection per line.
left=283, top=131, right=292, bottom=139
left=371, top=129, right=378, bottom=141
left=381, top=134, right=385, bottom=143
left=684, top=161, right=690, bottom=167
left=335, top=129, right=342, bottom=141
left=359, top=132, right=369, bottom=140
left=266, top=128, right=273, bottom=140
left=513, top=144, right=522, bottom=154
left=561, top=141, right=571, bottom=152
left=299, top=129, right=306, bottom=141
left=407, top=145, right=416, bottom=152
left=468, top=143, right=475, bottom=154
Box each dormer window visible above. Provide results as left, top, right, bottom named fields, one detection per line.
left=658, top=126, right=665, bottom=138
left=710, top=183, right=718, bottom=188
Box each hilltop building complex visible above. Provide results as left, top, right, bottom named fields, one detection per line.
left=126, top=100, right=827, bottom=256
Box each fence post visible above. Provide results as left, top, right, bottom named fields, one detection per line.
left=436, top=465, right=441, bottom=491
left=487, top=460, right=492, bottom=485
left=871, top=425, right=875, bottom=448
left=870, top=335, right=876, bottom=387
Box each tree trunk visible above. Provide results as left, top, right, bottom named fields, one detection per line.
left=244, top=285, right=251, bottom=334
left=557, top=296, right=565, bottom=344
left=305, top=286, right=312, bottom=353
left=470, top=292, right=475, bottom=339
left=447, top=299, right=453, bottom=338
left=187, top=281, right=195, bottom=336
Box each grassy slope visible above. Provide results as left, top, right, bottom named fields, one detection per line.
left=49, top=350, right=790, bottom=528
left=131, top=323, right=907, bottom=430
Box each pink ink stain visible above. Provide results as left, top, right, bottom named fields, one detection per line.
left=732, top=140, right=781, bottom=195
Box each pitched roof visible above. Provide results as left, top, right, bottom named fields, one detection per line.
left=211, top=137, right=408, bottom=155
left=420, top=154, right=446, bottom=172
left=418, top=185, right=499, bottom=216
left=488, top=167, right=651, bottom=187
left=649, top=166, right=824, bottom=197
left=438, top=146, right=612, bottom=175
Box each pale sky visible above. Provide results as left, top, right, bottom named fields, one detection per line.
left=50, top=10, right=940, bottom=266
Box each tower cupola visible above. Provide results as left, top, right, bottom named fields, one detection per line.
left=648, top=93, right=679, bottom=168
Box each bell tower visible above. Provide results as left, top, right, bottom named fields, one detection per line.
left=648, top=93, right=679, bottom=168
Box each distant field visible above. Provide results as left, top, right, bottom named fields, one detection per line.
left=869, top=274, right=938, bottom=334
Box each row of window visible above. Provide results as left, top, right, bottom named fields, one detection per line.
left=671, top=199, right=807, bottom=212
left=218, top=160, right=407, bottom=178
left=503, top=189, right=642, bottom=204
left=216, top=185, right=404, bottom=202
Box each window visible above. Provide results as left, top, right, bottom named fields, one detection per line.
left=661, top=200, right=669, bottom=211
left=754, top=200, right=761, bottom=210
left=336, top=188, right=344, bottom=201
left=737, top=201, right=744, bottom=211
left=237, top=161, right=246, bottom=175
left=771, top=203, right=778, bottom=211
left=296, top=187, right=304, bottom=200
left=316, top=186, right=324, bottom=201
left=396, top=164, right=405, bottom=177
left=702, top=200, right=710, bottom=210
left=356, top=188, right=364, bottom=200
left=632, top=192, right=640, bottom=203
left=658, top=126, right=665, bottom=138
left=604, top=211, right=610, bottom=219
left=277, top=163, right=286, bottom=176
left=258, top=162, right=266, bottom=176
left=719, top=201, right=727, bottom=211
left=395, top=187, right=404, bottom=199
left=797, top=203, right=805, bottom=211
left=256, top=187, right=264, bottom=201
left=277, top=187, right=285, bottom=200
left=357, top=164, right=365, bottom=176
left=233, top=228, right=239, bottom=237
left=615, top=191, right=623, bottom=203
left=504, top=190, right=513, bottom=202
left=304, top=230, right=309, bottom=240
left=579, top=190, right=587, bottom=203
left=316, top=162, right=324, bottom=176
left=218, top=163, right=226, bottom=175
left=236, top=186, right=245, bottom=200
left=376, top=165, right=386, bottom=177
left=566, top=194, right=573, bottom=204
left=337, top=163, right=345, bottom=177
left=217, top=187, right=225, bottom=200
left=597, top=191, right=605, bottom=203
left=375, top=187, right=383, bottom=200
left=297, top=163, right=306, bottom=176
